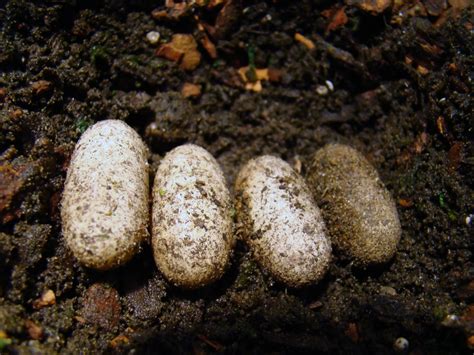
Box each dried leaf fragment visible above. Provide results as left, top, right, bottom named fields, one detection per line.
left=156, top=34, right=201, bottom=71
left=346, top=0, right=392, bottom=13
left=238, top=67, right=270, bottom=82
left=322, top=6, right=348, bottom=33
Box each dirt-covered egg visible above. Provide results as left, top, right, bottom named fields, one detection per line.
left=235, top=155, right=332, bottom=287
left=61, top=120, right=149, bottom=270
left=307, top=143, right=401, bottom=266
left=152, top=144, right=233, bottom=289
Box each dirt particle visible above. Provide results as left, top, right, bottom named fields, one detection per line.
left=347, top=0, right=392, bottom=14
left=344, top=323, right=360, bottom=343
left=197, top=334, right=224, bottom=352
left=423, top=0, right=447, bottom=16
left=308, top=301, right=323, bottom=310
left=82, top=284, right=121, bottom=331
left=31, top=80, right=52, bottom=96
left=0, top=156, right=39, bottom=222
left=0, top=88, right=6, bottom=101
left=181, top=83, right=202, bottom=98
left=417, top=64, right=430, bottom=75
left=0, top=331, right=12, bottom=350
left=468, top=335, right=474, bottom=349
left=24, top=320, right=43, bottom=340
left=447, top=142, right=463, bottom=171
left=109, top=334, right=130, bottom=348
left=32, top=289, right=56, bottom=310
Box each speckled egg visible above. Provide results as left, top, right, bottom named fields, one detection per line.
left=235, top=155, right=332, bottom=287
left=307, top=143, right=401, bottom=266
left=61, top=120, right=149, bottom=270
left=152, top=144, right=233, bottom=289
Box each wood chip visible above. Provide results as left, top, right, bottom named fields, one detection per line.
left=197, top=334, right=225, bottom=352
left=200, top=34, right=218, bottom=59
left=294, top=33, right=315, bottom=50
left=436, top=116, right=447, bottom=135
left=417, top=64, right=430, bottom=75
left=398, top=198, right=414, bottom=208
left=181, top=83, right=202, bottom=98
left=414, top=132, right=428, bottom=154
left=308, top=300, right=323, bottom=309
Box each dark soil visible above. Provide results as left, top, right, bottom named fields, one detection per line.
left=0, top=0, right=473, bottom=353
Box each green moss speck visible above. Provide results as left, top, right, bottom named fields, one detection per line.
left=90, top=46, right=110, bottom=66
left=0, top=338, right=12, bottom=350
left=76, top=119, right=91, bottom=134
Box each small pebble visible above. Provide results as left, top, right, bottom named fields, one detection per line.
left=146, top=30, right=161, bottom=45
left=32, top=289, right=56, bottom=309
left=316, top=84, right=329, bottom=96
left=466, top=214, right=473, bottom=226
left=380, top=285, right=397, bottom=296
left=441, top=314, right=461, bottom=327
left=25, top=320, right=43, bottom=340
left=393, top=337, right=409, bottom=352
left=325, top=80, right=334, bottom=91
left=82, top=283, right=121, bottom=331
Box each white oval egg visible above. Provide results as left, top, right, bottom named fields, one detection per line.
left=235, top=155, right=332, bottom=287
left=61, top=119, right=149, bottom=270
left=307, top=143, right=401, bottom=266
left=152, top=144, right=233, bottom=289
